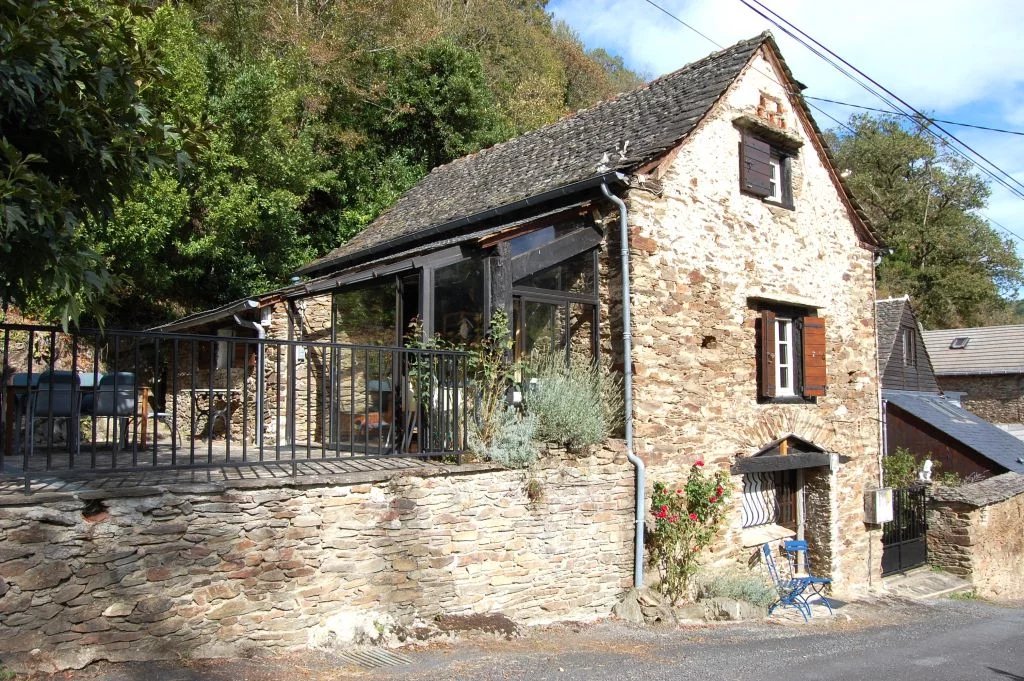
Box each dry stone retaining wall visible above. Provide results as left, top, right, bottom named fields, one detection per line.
left=928, top=473, right=1024, bottom=599
left=0, top=445, right=633, bottom=673
left=934, top=374, right=1024, bottom=424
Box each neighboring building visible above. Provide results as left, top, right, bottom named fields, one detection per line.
left=161, top=33, right=886, bottom=591
left=923, top=325, right=1024, bottom=432
left=877, top=298, right=1024, bottom=478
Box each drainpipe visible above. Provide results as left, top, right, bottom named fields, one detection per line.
left=601, top=181, right=645, bottom=589
left=233, top=314, right=265, bottom=448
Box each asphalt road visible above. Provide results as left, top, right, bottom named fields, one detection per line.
left=36, top=597, right=1024, bottom=681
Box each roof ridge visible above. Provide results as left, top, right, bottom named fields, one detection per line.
left=422, top=33, right=772, bottom=180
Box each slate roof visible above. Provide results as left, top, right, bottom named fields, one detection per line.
left=882, top=390, right=1024, bottom=473
left=923, top=325, right=1024, bottom=376
left=299, top=32, right=877, bottom=277
left=875, top=297, right=909, bottom=372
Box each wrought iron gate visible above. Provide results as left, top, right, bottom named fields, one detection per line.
left=881, top=485, right=928, bottom=575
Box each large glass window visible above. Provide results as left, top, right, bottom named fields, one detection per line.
left=333, top=281, right=398, bottom=347
left=514, top=251, right=596, bottom=296
left=433, top=258, right=485, bottom=345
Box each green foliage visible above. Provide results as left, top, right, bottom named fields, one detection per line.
left=524, top=352, right=623, bottom=451
left=883, top=447, right=961, bottom=487
left=471, top=309, right=519, bottom=449
left=648, top=464, right=731, bottom=604
left=696, top=570, right=776, bottom=608
left=882, top=448, right=920, bottom=488
left=828, top=114, right=1024, bottom=329
left=5, top=0, right=643, bottom=327
left=477, top=405, right=539, bottom=469
left=0, top=0, right=178, bottom=325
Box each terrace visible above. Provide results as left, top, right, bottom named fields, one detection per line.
left=0, top=323, right=471, bottom=495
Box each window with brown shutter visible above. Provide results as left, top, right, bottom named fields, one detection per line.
left=801, top=316, right=826, bottom=397
left=757, top=305, right=825, bottom=402
left=740, top=134, right=772, bottom=198
left=739, top=133, right=795, bottom=209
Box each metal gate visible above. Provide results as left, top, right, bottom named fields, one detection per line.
left=881, top=485, right=928, bottom=575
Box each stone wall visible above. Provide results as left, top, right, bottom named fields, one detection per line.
left=928, top=473, right=1024, bottom=599
left=617, top=45, right=882, bottom=591
left=0, top=444, right=633, bottom=673
left=935, top=374, right=1024, bottom=424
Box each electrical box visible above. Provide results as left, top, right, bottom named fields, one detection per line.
left=864, top=487, right=894, bottom=524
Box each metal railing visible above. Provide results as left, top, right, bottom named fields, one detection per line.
left=1, top=324, right=471, bottom=492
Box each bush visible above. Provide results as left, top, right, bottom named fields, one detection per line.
left=696, top=570, right=776, bottom=608
left=647, top=463, right=731, bottom=604
left=524, top=353, right=623, bottom=451
left=475, top=405, right=538, bottom=469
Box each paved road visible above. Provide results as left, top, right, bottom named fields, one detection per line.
left=39, top=598, right=1024, bottom=681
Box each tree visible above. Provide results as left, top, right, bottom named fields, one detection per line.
left=828, top=114, right=1023, bottom=328
left=0, top=0, right=177, bottom=325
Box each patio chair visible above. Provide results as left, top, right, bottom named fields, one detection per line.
left=84, top=372, right=138, bottom=447
left=761, top=542, right=812, bottom=622
left=783, top=539, right=833, bottom=615
left=24, top=370, right=83, bottom=457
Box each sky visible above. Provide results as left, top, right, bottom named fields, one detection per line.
left=548, top=0, right=1024, bottom=252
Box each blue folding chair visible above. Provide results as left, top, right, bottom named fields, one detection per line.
left=783, top=539, right=833, bottom=616
left=761, top=543, right=812, bottom=622
left=83, top=372, right=138, bottom=448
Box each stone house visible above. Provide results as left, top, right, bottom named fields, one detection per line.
left=877, top=298, right=1024, bottom=478
left=159, top=33, right=885, bottom=592
left=923, top=324, right=1024, bottom=433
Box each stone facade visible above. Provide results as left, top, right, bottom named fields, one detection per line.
left=0, top=444, right=632, bottom=673
left=928, top=473, right=1024, bottom=599
left=935, top=374, right=1024, bottom=424
left=618, top=47, right=882, bottom=591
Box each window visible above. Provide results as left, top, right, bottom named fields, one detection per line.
left=740, top=133, right=794, bottom=209
left=950, top=336, right=970, bottom=350
left=901, top=326, right=917, bottom=366
left=758, top=307, right=826, bottom=401
left=741, top=470, right=799, bottom=529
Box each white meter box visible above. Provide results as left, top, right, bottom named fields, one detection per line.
left=864, top=487, right=894, bottom=524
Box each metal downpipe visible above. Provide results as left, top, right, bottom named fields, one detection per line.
left=601, top=182, right=645, bottom=589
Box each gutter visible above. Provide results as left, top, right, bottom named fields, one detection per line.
left=150, top=298, right=260, bottom=333
left=298, top=171, right=626, bottom=278
left=601, top=180, right=646, bottom=589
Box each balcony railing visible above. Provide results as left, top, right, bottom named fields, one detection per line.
left=1, top=324, right=471, bottom=493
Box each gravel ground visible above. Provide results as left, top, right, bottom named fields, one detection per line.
left=22, top=596, right=1024, bottom=681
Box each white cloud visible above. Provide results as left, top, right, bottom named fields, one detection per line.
left=550, top=0, right=1024, bottom=243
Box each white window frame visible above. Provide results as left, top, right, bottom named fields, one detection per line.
left=767, top=156, right=782, bottom=202
left=775, top=317, right=795, bottom=396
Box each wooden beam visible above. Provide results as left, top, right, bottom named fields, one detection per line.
left=510, top=227, right=603, bottom=282
left=730, top=452, right=831, bottom=474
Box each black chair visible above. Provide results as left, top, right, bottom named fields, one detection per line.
left=84, top=372, right=138, bottom=447
left=24, top=371, right=82, bottom=456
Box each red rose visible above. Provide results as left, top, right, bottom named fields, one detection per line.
left=716, top=485, right=724, bottom=495
left=694, top=460, right=704, bottom=467
left=676, top=489, right=683, bottom=495
left=709, top=495, right=717, bottom=503
left=689, top=513, right=698, bottom=521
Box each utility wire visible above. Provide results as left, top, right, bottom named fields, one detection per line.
left=805, top=96, right=1024, bottom=137
left=739, top=0, right=1024, bottom=199
left=636, top=0, right=1024, bottom=245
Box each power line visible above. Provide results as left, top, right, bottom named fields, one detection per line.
left=738, top=0, right=1024, bottom=201
left=805, top=96, right=1024, bottom=137
left=635, top=0, right=1024, bottom=245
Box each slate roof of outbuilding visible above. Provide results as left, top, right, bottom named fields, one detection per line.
left=923, top=325, right=1024, bottom=376
left=875, top=297, right=910, bottom=373
left=298, top=32, right=877, bottom=277
left=882, top=390, right=1024, bottom=474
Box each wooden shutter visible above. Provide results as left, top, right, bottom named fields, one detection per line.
left=759, top=310, right=777, bottom=398
left=740, top=134, right=772, bottom=198
left=801, top=316, right=827, bottom=397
